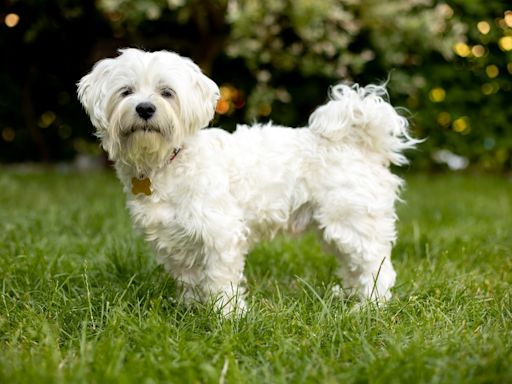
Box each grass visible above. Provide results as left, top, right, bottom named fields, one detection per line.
left=0, top=169, right=511, bottom=383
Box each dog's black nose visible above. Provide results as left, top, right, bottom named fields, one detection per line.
left=136, top=102, right=156, bottom=120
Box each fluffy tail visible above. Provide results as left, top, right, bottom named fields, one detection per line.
left=308, top=84, right=419, bottom=166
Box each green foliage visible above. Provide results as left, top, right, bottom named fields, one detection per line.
left=1, top=0, right=511, bottom=170
left=1, top=170, right=511, bottom=382
left=226, top=0, right=465, bottom=121
left=221, top=0, right=512, bottom=170
left=408, top=1, right=512, bottom=171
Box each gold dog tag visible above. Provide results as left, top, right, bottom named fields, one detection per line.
left=131, top=177, right=152, bottom=196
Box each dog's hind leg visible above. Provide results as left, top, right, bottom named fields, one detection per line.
left=332, top=241, right=396, bottom=303
left=316, top=205, right=397, bottom=302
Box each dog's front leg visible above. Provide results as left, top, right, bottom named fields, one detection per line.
left=201, top=248, right=248, bottom=316
left=171, top=257, right=247, bottom=316
left=166, top=206, right=249, bottom=316
left=176, top=238, right=247, bottom=316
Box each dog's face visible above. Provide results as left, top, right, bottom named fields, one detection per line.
left=78, top=49, right=219, bottom=171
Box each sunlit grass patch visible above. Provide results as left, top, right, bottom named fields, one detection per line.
left=0, top=170, right=511, bottom=383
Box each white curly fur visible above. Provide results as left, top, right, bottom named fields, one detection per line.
left=78, top=48, right=417, bottom=315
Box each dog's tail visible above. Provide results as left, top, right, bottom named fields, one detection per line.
left=308, top=84, right=420, bottom=166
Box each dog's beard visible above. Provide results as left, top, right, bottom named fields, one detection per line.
left=104, top=103, right=180, bottom=175
left=122, top=130, right=174, bottom=175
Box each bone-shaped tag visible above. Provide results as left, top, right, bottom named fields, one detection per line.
left=131, top=177, right=152, bottom=196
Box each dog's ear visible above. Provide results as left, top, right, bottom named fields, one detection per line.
left=181, top=59, right=220, bottom=131
left=77, top=58, right=116, bottom=135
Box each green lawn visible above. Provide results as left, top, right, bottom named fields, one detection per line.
left=0, top=170, right=511, bottom=383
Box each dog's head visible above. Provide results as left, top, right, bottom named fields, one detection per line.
left=77, top=48, right=219, bottom=171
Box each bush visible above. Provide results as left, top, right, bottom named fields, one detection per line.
left=1, top=0, right=511, bottom=171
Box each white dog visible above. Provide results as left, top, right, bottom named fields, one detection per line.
left=78, top=48, right=417, bottom=315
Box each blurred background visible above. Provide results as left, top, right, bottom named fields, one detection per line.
left=0, top=0, right=511, bottom=172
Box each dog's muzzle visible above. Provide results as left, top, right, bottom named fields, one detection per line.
left=126, top=126, right=161, bottom=135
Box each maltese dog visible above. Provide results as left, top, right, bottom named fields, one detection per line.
left=78, top=48, right=417, bottom=315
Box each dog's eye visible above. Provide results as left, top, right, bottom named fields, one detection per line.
left=161, top=88, right=174, bottom=98
left=120, top=88, right=134, bottom=97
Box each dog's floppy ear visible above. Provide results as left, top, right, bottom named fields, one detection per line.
left=77, top=58, right=116, bottom=135
left=181, top=58, right=220, bottom=130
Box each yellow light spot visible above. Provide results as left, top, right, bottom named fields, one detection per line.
left=486, top=65, right=499, bottom=78
left=471, top=45, right=485, bottom=57
left=215, top=99, right=230, bottom=115
left=2, top=127, right=15, bottom=142
left=4, top=13, right=19, bottom=28
left=498, top=36, right=512, bottom=51
left=429, top=87, right=446, bottom=103
left=481, top=82, right=500, bottom=95
left=482, top=83, right=494, bottom=95
left=38, top=111, right=56, bottom=128
left=477, top=21, right=490, bottom=35
left=454, top=42, right=471, bottom=57
left=219, top=85, right=234, bottom=101
left=437, top=112, right=451, bottom=127
left=452, top=117, right=470, bottom=134
left=505, top=11, right=512, bottom=28
left=258, top=104, right=272, bottom=117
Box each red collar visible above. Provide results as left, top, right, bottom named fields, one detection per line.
left=169, top=147, right=181, bottom=162
left=131, top=147, right=182, bottom=196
